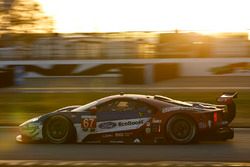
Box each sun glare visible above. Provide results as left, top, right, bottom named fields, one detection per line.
left=38, top=0, right=250, bottom=33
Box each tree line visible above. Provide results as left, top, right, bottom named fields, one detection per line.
left=0, top=0, right=54, bottom=33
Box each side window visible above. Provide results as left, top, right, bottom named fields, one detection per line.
left=112, top=100, right=135, bottom=112
left=97, top=99, right=136, bottom=113
left=135, top=101, right=154, bottom=117
left=97, top=100, right=114, bottom=112
left=96, top=98, right=154, bottom=122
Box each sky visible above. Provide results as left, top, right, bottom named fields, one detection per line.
left=38, top=0, right=250, bottom=33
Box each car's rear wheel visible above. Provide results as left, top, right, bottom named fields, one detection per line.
left=44, top=115, right=73, bottom=144
left=166, top=115, right=197, bottom=144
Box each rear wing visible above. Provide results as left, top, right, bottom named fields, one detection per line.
left=217, top=92, right=238, bottom=104
left=217, top=92, right=238, bottom=124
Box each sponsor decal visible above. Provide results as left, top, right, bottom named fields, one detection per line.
left=152, top=119, right=162, bottom=123
left=96, top=118, right=150, bottom=133
left=98, top=122, right=117, bottom=129
left=145, top=127, right=151, bottom=134
left=163, top=106, right=208, bottom=113
left=110, top=140, right=124, bottom=144
left=208, top=120, right=212, bottom=128
left=115, top=133, right=124, bottom=137
left=124, top=132, right=133, bottom=137
left=114, top=132, right=134, bottom=137
left=81, top=115, right=96, bottom=130
left=118, top=120, right=143, bottom=127
left=133, top=138, right=141, bottom=143
left=162, top=106, right=180, bottom=112
left=162, top=106, right=192, bottom=112
left=82, top=128, right=89, bottom=132
left=151, top=123, right=161, bottom=133
left=102, top=134, right=113, bottom=138
left=198, top=122, right=207, bottom=129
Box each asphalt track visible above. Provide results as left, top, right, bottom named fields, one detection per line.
left=0, top=127, right=250, bottom=163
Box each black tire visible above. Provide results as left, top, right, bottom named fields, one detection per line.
left=44, top=115, right=73, bottom=144
left=166, top=115, right=197, bottom=144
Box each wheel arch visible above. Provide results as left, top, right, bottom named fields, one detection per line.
left=42, top=114, right=77, bottom=143
left=164, top=111, right=199, bottom=144
left=165, top=111, right=199, bottom=129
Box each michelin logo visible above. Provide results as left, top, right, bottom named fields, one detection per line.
left=118, top=120, right=144, bottom=126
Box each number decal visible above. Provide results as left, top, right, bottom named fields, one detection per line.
left=81, top=118, right=96, bottom=129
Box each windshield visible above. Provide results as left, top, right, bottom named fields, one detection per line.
left=71, top=100, right=98, bottom=112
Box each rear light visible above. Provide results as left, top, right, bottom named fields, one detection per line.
left=213, top=112, right=218, bottom=124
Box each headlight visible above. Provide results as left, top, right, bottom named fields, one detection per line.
left=20, top=116, right=40, bottom=127
left=19, top=116, right=41, bottom=137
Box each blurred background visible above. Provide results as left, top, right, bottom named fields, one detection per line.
left=0, top=0, right=249, bottom=126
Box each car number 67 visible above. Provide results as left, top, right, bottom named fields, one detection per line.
left=81, top=118, right=96, bottom=129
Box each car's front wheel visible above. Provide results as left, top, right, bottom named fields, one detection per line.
left=44, top=115, right=73, bottom=144
left=166, top=115, right=197, bottom=144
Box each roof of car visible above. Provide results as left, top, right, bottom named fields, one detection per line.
left=107, top=94, right=154, bottom=100
left=106, top=93, right=193, bottom=107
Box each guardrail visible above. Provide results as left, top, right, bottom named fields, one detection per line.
left=0, top=58, right=249, bottom=87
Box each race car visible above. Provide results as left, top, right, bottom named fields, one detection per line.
left=16, top=92, right=238, bottom=144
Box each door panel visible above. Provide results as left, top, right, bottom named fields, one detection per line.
left=96, top=99, right=152, bottom=134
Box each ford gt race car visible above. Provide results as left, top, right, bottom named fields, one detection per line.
left=16, top=92, right=238, bottom=144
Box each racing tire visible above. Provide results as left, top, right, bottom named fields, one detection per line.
left=44, top=115, right=74, bottom=144
left=166, top=115, right=197, bottom=144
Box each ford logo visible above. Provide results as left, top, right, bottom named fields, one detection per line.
left=98, top=122, right=117, bottom=129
